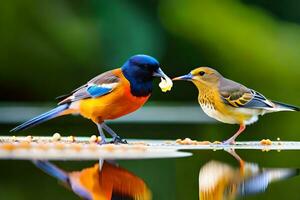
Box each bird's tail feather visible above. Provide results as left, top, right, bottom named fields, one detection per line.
left=32, top=160, right=69, bottom=183
left=10, top=104, right=69, bottom=132
left=272, top=101, right=300, bottom=112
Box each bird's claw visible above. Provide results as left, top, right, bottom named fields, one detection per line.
left=222, top=140, right=236, bottom=145
left=110, top=136, right=128, bottom=144
left=98, top=139, right=108, bottom=145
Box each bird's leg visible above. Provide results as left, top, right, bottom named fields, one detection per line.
left=225, top=148, right=246, bottom=177
left=101, top=123, right=127, bottom=144
left=98, top=159, right=104, bottom=171
left=97, top=123, right=107, bottom=144
left=225, top=148, right=245, bottom=169
left=223, top=124, right=246, bottom=145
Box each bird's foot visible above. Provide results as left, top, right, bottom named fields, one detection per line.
left=98, top=138, right=108, bottom=145
left=222, top=139, right=236, bottom=145
left=110, top=136, right=128, bottom=144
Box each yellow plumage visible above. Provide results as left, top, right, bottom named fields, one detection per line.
left=173, top=66, right=299, bottom=144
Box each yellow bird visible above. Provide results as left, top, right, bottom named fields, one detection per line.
left=173, top=67, right=299, bottom=144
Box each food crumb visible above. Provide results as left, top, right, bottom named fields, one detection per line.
left=26, top=135, right=33, bottom=142
left=175, top=138, right=192, bottom=145
left=89, top=135, right=98, bottom=143
left=11, top=136, right=17, bottom=142
left=67, top=136, right=76, bottom=142
left=175, top=139, right=182, bottom=143
left=196, top=141, right=211, bottom=145
left=131, top=141, right=147, bottom=145
left=175, top=138, right=210, bottom=145
left=260, top=139, right=272, bottom=145
left=52, top=133, right=61, bottom=142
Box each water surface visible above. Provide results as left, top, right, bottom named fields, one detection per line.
left=0, top=123, right=299, bottom=200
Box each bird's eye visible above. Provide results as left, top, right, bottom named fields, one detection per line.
left=199, top=71, right=205, bottom=76
left=143, top=64, right=150, bottom=68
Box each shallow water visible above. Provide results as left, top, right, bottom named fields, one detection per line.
left=0, top=149, right=299, bottom=200
left=0, top=122, right=300, bottom=200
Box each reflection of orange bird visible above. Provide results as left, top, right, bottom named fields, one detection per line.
left=174, top=67, right=299, bottom=144
left=33, top=160, right=152, bottom=200
left=198, top=150, right=299, bottom=200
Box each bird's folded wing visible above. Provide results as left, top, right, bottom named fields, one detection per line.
left=237, top=171, right=270, bottom=196
left=57, top=70, right=120, bottom=105
left=219, top=78, right=274, bottom=109
left=238, top=168, right=299, bottom=196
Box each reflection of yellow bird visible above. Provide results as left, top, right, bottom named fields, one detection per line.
left=173, top=67, right=299, bottom=144
left=198, top=150, right=299, bottom=200
left=33, top=160, right=152, bottom=200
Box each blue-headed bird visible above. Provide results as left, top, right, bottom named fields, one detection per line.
left=173, top=67, right=299, bottom=144
left=11, top=55, right=172, bottom=143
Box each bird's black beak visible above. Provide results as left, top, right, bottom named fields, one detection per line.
left=172, top=73, right=193, bottom=81
left=153, top=67, right=168, bottom=79
left=153, top=67, right=173, bottom=92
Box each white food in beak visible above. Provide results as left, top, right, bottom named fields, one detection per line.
left=159, top=77, right=173, bottom=92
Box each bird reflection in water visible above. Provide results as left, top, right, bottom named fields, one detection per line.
left=199, top=149, right=299, bottom=200
left=33, top=160, right=152, bottom=200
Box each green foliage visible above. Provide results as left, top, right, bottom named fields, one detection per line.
left=159, top=0, right=300, bottom=102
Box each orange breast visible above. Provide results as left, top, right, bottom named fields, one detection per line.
left=69, top=162, right=151, bottom=200
left=78, top=70, right=150, bottom=123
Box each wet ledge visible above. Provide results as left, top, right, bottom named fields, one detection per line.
left=0, top=136, right=299, bottom=160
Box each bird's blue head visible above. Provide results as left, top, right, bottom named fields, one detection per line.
left=122, top=55, right=169, bottom=97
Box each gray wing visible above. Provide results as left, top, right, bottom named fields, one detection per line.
left=219, top=78, right=274, bottom=109
left=58, top=70, right=120, bottom=105
left=237, top=168, right=299, bottom=196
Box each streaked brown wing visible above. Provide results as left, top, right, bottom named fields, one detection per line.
left=221, top=90, right=253, bottom=107
left=219, top=78, right=273, bottom=108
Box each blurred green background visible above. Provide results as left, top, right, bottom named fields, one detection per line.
left=0, top=0, right=300, bottom=199
left=1, top=0, right=300, bottom=103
